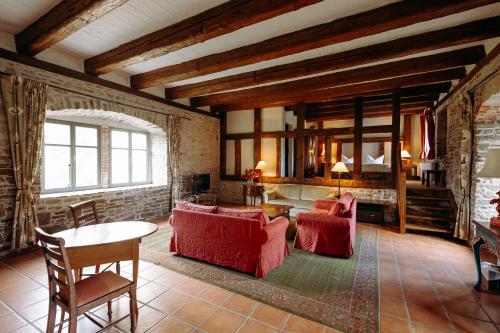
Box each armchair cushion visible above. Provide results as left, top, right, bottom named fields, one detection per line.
left=216, top=207, right=270, bottom=226
left=176, top=201, right=217, bottom=213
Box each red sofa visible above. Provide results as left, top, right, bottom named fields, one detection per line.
left=169, top=204, right=289, bottom=278
left=294, top=194, right=357, bottom=258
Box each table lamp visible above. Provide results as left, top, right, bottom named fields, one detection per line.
left=332, top=161, right=349, bottom=198
left=401, top=150, right=411, bottom=165
left=477, top=148, right=500, bottom=226
left=255, top=160, right=268, bottom=185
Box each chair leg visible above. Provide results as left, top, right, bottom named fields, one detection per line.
left=107, top=300, right=112, bottom=320
left=129, top=291, right=137, bottom=332
left=46, top=299, right=57, bottom=333
left=116, top=262, right=121, bottom=275
left=95, top=264, right=101, bottom=274
left=58, top=310, right=65, bottom=333
left=68, top=310, right=77, bottom=333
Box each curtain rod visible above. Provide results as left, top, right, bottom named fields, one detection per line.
left=0, top=71, right=191, bottom=121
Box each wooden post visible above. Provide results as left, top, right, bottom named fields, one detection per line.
left=295, top=103, right=305, bottom=179
left=235, top=139, right=241, bottom=176
left=353, top=97, right=363, bottom=180
left=336, top=142, right=342, bottom=164
left=392, top=91, right=401, bottom=184
left=253, top=108, right=262, bottom=168
left=276, top=138, right=281, bottom=177
left=324, top=135, right=332, bottom=180
left=220, top=113, right=227, bottom=177
left=403, top=115, right=412, bottom=153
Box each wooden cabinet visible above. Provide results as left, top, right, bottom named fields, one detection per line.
left=357, top=202, right=385, bottom=225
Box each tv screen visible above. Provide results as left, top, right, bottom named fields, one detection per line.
left=192, top=174, right=210, bottom=194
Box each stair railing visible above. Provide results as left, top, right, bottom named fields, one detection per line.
left=396, top=143, right=406, bottom=233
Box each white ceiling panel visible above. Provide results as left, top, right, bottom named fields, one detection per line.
left=0, top=0, right=60, bottom=34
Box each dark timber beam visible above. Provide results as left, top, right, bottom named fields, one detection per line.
left=305, top=94, right=439, bottom=111
left=254, top=108, right=262, bottom=169
left=353, top=97, right=363, bottom=180
left=295, top=104, right=305, bottom=179
left=391, top=92, right=401, bottom=184
left=84, top=0, right=320, bottom=75
left=305, top=101, right=433, bottom=115
left=131, top=0, right=495, bottom=89
left=190, top=47, right=482, bottom=107
left=165, top=17, right=499, bottom=99
left=210, top=68, right=465, bottom=109
left=16, top=0, right=127, bottom=56
left=220, top=113, right=227, bottom=177
left=306, top=107, right=425, bottom=122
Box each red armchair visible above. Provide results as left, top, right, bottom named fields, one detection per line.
left=294, top=197, right=357, bottom=258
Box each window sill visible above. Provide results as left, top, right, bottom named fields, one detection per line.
left=40, top=184, right=166, bottom=199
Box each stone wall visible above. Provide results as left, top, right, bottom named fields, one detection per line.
left=436, top=52, right=500, bottom=237
left=0, top=57, right=219, bottom=250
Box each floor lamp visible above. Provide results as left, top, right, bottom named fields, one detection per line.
left=332, top=162, right=349, bottom=198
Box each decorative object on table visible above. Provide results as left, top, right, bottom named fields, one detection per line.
left=255, top=160, right=268, bottom=185
left=477, top=148, right=500, bottom=226
left=331, top=161, right=349, bottom=199
left=242, top=167, right=259, bottom=183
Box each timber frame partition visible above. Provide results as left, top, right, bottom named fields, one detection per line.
left=220, top=92, right=403, bottom=190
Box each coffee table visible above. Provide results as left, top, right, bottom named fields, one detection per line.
left=258, top=203, right=294, bottom=219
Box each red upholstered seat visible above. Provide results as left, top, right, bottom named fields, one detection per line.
left=169, top=207, right=289, bottom=278
left=294, top=193, right=357, bottom=258
left=59, top=271, right=132, bottom=307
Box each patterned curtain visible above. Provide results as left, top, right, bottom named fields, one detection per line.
left=454, top=93, right=473, bottom=240
left=166, top=115, right=181, bottom=210
left=1, top=75, right=48, bottom=249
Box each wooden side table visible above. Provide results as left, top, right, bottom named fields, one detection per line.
left=242, top=183, right=264, bottom=206
left=472, top=221, right=499, bottom=293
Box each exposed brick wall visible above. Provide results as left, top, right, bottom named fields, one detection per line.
left=0, top=57, right=219, bottom=250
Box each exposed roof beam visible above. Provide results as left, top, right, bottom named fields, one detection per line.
left=131, top=0, right=496, bottom=89
left=211, top=67, right=463, bottom=111
left=306, top=101, right=434, bottom=115
left=190, top=48, right=479, bottom=107
left=307, top=108, right=425, bottom=121
left=84, top=0, right=320, bottom=75
left=165, top=17, right=500, bottom=99
left=15, top=0, right=127, bottom=56
left=304, top=95, right=439, bottom=111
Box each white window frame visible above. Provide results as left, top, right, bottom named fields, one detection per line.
left=109, top=128, right=151, bottom=187
left=41, top=120, right=101, bottom=194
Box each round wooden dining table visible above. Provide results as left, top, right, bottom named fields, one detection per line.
left=52, top=221, right=158, bottom=322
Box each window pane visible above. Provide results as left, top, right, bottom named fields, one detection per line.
left=44, top=146, right=71, bottom=189
left=111, top=130, right=129, bottom=148
left=44, top=123, right=70, bottom=145
left=132, top=133, right=147, bottom=149
left=111, top=149, right=129, bottom=184
left=75, top=126, right=98, bottom=147
left=132, top=150, right=147, bottom=182
left=75, top=147, right=98, bottom=187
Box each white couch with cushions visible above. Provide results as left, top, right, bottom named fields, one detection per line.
left=264, top=184, right=336, bottom=216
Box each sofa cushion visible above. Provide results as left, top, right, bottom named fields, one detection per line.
left=310, top=207, right=329, bottom=215
left=216, top=207, right=270, bottom=226
left=176, top=201, right=217, bottom=213
left=300, top=185, right=334, bottom=201
left=328, top=193, right=354, bottom=217
left=275, top=184, right=302, bottom=200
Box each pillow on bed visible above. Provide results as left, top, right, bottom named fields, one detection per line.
left=373, top=154, right=384, bottom=164
left=342, top=154, right=354, bottom=164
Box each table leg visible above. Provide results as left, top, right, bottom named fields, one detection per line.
left=132, top=240, right=140, bottom=323
left=426, top=171, right=430, bottom=187
left=472, top=237, right=486, bottom=291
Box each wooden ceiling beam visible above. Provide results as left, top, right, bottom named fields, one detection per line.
left=306, top=101, right=433, bottom=115
left=213, top=82, right=452, bottom=112
left=131, top=0, right=495, bottom=89
left=84, top=0, right=320, bottom=75
left=190, top=47, right=480, bottom=107
left=165, top=16, right=500, bottom=99
left=307, top=108, right=426, bottom=122
left=15, top=0, right=127, bottom=56
left=305, top=95, right=438, bottom=111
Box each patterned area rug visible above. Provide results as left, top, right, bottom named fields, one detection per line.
left=140, top=224, right=379, bottom=333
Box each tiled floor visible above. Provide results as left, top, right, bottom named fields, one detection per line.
left=0, top=225, right=498, bottom=333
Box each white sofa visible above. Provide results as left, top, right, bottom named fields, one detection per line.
left=264, top=184, right=336, bottom=216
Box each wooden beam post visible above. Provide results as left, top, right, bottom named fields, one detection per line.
left=336, top=142, right=342, bottom=164
left=276, top=138, right=281, bottom=177
left=295, top=103, right=305, bottom=179
left=220, top=113, right=227, bottom=178
left=403, top=115, right=412, bottom=153
left=254, top=108, right=262, bottom=168
left=235, top=139, right=241, bottom=176
left=392, top=92, right=401, bottom=184
left=324, top=135, right=332, bottom=180
left=353, top=97, right=363, bottom=180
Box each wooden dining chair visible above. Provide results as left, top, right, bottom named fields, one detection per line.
left=35, top=227, right=137, bottom=333
left=68, top=200, right=121, bottom=277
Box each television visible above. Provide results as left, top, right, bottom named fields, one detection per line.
left=192, top=174, right=210, bottom=194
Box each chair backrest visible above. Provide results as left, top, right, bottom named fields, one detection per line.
left=68, top=200, right=100, bottom=228
left=35, top=227, right=76, bottom=306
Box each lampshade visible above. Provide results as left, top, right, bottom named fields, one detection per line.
left=331, top=161, right=349, bottom=173
left=255, top=160, right=268, bottom=170
left=477, top=149, right=500, bottom=178
left=401, top=150, right=411, bottom=158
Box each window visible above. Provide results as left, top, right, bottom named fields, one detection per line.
left=42, top=121, right=100, bottom=193
left=110, top=129, right=149, bottom=186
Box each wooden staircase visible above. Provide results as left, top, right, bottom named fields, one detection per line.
left=404, top=187, right=456, bottom=234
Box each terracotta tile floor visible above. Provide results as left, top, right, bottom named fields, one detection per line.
left=0, top=225, right=498, bottom=333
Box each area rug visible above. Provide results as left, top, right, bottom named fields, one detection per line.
left=140, top=224, right=379, bottom=333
